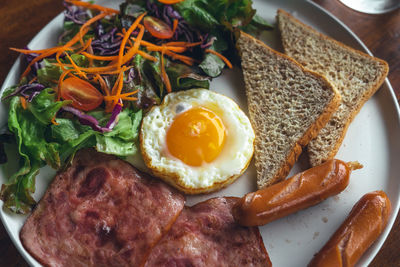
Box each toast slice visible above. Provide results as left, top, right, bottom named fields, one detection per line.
left=236, top=31, right=340, bottom=189
left=277, top=9, right=389, bottom=166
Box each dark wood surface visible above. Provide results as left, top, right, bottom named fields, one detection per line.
left=0, top=0, right=399, bottom=266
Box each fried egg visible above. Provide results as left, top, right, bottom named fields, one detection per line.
left=140, top=89, right=255, bottom=194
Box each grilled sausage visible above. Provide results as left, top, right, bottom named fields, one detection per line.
left=308, top=190, right=391, bottom=267
left=233, top=159, right=360, bottom=226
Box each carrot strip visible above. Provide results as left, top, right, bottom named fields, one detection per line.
left=205, top=49, right=232, bottom=69
left=28, top=77, right=37, bottom=84
left=164, top=41, right=202, bottom=47
left=63, top=27, right=90, bottom=48
left=20, top=48, right=61, bottom=78
left=105, top=96, right=137, bottom=101
left=10, top=47, right=65, bottom=55
left=51, top=116, right=59, bottom=126
left=157, top=0, right=185, bottom=4
left=64, top=0, right=120, bottom=14
left=121, top=25, right=145, bottom=65
left=164, top=50, right=195, bottom=65
left=96, top=66, right=132, bottom=75
left=137, top=50, right=158, bottom=62
left=65, top=53, right=88, bottom=79
left=129, top=37, right=159, bottom=48
left=19, top=97, right=27, bottom=109
left=118, top=12, right=147, bottom=69
left=160, top=48, right=172, bottom=93
left=171, top=19, right=178, bottom=36
left=114, top=66, right=126, bottom=97
left=146, top=45, right=187, bottom=53
left=53, top=63, right=118, bottom=73
left=95, top=74, right=110, bottom=96
left=76, top=38, right=93, bottom=54
left=79, top=12, right=109, bottom=46
left=81, top=52, right=117, bottom=61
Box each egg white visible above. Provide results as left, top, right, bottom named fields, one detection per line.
left=140, top=89, right=255, bottom=194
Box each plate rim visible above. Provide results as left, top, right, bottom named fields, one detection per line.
left=0, top=1, right=399, bottom=266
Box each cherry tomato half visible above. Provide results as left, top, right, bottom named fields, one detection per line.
left=143, top=16, right=174, bottom=39
left=60, top=77, right=103, bottom=111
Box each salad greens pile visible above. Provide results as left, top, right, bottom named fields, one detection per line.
left=0, top=0, right=271, bottom=214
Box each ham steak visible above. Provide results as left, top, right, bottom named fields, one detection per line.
left=20, top=149, right=185, bottom=267
left=145, top=197, right=272, bottom=267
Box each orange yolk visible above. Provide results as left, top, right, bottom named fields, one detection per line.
left=166, top=107, right=226, bottom=167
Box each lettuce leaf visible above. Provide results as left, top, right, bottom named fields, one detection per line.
left=1, top=88, right=142, bottom=213
left=174, top=0, right=255, bottom=32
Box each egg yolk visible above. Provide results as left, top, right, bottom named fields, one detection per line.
left=166, top=107, right=226, bottom=167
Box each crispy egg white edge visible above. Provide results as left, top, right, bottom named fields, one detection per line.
left=140, top=89, right=255, bottom=189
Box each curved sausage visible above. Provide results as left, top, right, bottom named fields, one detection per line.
left=308, top=190, right=391, bottom=267
left=233, top=159, right=359, bottom=226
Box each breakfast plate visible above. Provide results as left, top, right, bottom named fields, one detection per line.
left=1, top=0, right=399, bottom=266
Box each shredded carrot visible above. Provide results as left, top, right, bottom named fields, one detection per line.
left=113, top=66, right=127, bottom=97
left=51, top=116, right=59, bottom=125
left=105, top=95, right=137, bottom=101
left=164, top=50, right=195, bottom=65
left=164, top=41, right=202, bottom=47
left=105, top=67, right=125, bottom=112
left=81, top=52, right=117, bottom=61
left=64, top=0, right=120, bottom=14
left=95, top=66, right=133, bottom=75
left=118, top=12, right=147, bottom=69
left=28, top=77, right=37, bottom=84
left=79, top=12, right=109, bottom=46
left=19, top=97, right=27, bottom=109
left=171, top=19, right=178, bottom=36
left=10, top=47, right=69, bottom=55
left=53, top=63, right=118, bottom=74
left=160, top=48, right=172, bottom=93
left=65, top=53, right=88, bottom=79
left=76, top=38, right=93, bottom=54
left=205, top=49, right=232, bottom=69
left=121, top=25, right=145, bottom=65
left=63, top=27, right=90, bottom=48
left=20, top=48, right=61, bottom=79
left=95, top=74, right=110, bottom=96
left=157, top=0, right=185, bottom=4
left=146, top=45, right=187, bottom=53
left=137, top=50, right=158, bottom=62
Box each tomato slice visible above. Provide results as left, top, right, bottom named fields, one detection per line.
left=143, top=16, right=174, bottom=39
left=60, top=77, right=103, bottom=111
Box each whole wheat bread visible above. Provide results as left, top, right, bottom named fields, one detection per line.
left=237, top=31, right=340, bottom=189
left=277, top=9, right=389, bottom=166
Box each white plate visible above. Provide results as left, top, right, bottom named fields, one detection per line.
left=1, top=0, right=399, bottom=266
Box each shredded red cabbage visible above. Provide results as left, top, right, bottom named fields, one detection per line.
left=92, top=26, right=123, bottom=56
left=63, top=1, right=89, bottom=25
left=61, top=103, right=122, bottom=133
left=3, top=83, right=45, bottom=102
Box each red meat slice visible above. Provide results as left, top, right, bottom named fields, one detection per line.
left=144, top=197, right=271, bottom=267
left=20, top=149, right=185, bottom=267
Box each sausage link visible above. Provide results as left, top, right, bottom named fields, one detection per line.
left=308, top=190, right=391, bottom=267
left=233, top=159, right=353, bottom=226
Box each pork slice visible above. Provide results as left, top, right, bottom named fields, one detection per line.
left=20, top=149, right=185, bottom=267
left=145, top=197, right=271, bottom=267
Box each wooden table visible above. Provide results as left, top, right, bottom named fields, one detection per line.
left=0, top=0, right=399, bottom=266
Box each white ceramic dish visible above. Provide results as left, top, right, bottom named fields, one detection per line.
left=1, top=0, right=399, bottom=266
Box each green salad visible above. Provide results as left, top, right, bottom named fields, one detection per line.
left=0, top=0, right=271, bottom=214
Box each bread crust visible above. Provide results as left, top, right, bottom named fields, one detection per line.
left=238, top=31, right=341, bottom=189
left=277, top=9, right=389, bottom=166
